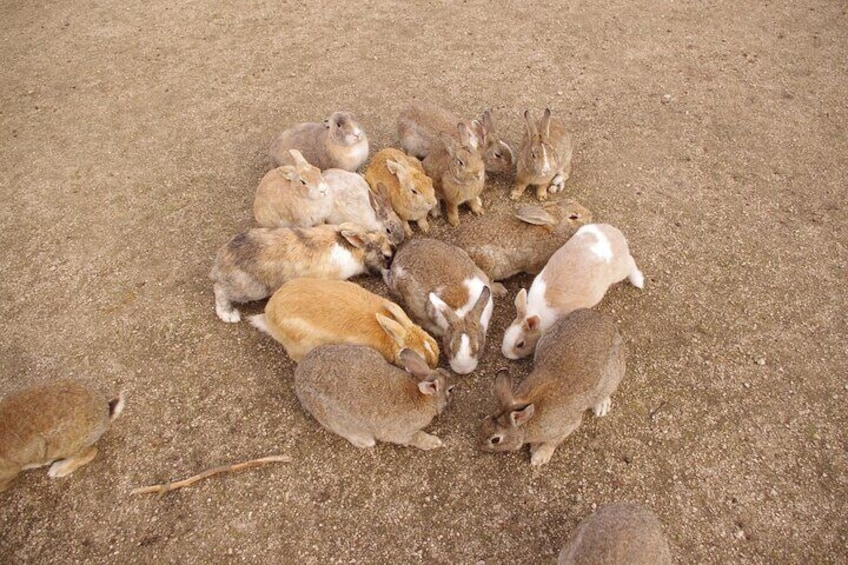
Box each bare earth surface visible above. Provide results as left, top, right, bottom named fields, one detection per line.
left=1, top=1, right=846, bottom=563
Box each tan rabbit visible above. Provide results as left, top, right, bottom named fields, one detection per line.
left=480, top=308, right=625, bottom=466
left=268, top=111, right=369, bottom=171
left=511, top=108, right=574, bottom=201
left=295, top=345, right=454, bottom=450
left=453, top=199, right=592, bottom=282
left=250, top=278, right=440, bottom=368
left=558, top=503, right=672, bottom=565
left=0, top=380, right=124, bottom=491
left=502, top=224, right=643, bottom=359
left=423, top=124, right=487, bottom=227
left=253, top=149, right=331, bottom=228
left=210, top=223, right=394, bottom=323
left=323, top=168, right=405, bottom=245
left=384, top=238, right=494, bottom=375
left=363, top=148, right=437, bottom=236
left=479, top=107, right=516, bottom=175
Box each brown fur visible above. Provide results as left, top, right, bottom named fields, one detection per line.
left=453, top=199, right=593, bottom=281
left=423, top=126, right=487, bottom=227
left=512, top=108, right=574, bottom=201
left=0, top=380, right=122, bottom=492
left=254, top=278, right=440, bottom=368
left=363, top=148, right=437, bottom=235
left=253, top=150, right=331, bottom=228
left=210, top=224, right=393, bottom=323
left=397, top=102, right=461, bottom=159
left=268, top=111, right=369, bottom=171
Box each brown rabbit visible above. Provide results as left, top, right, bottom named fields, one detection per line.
left=453, top=199, right=592, bottom=282
left=511, top=108, right=574, bottom=201
left=558, top=503, right=672, bottom=565
left=479, top=108, right=515, bottom=175
left=210, top=223, right=394, bottom=323
left=295, top=345, right=454, bottom=450
left=268, top=111, right=369, bottom=171
left=253, top=149, right=331, bottom=228
left=0, top=380, right=124, bottom=491
left=423, top=124, right=487, bottom=227
left=323, top=168, right=405, bottom=245
left=250, top=278, right=440, bottom=368
left=480, top=309, right=625, bottom=466
left=363, top=148, right=437, bottom=236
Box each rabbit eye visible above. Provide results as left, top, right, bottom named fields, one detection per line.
left=530, top=150, right=537, bottom=159
left=447, top=385, right=457, bottom=395
left=516, top=340, right=525, bottom=349
left=457, top=159, right=464, bottom=167
left=494, top=151, right=502, bottom=159
left=411, top=188, right=419, bottom=195
left=300, top=178, right=307, bottom=185
left=490, top=436, right=502, bottom=445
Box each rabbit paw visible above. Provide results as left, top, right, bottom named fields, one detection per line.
left=345, top=434, right=377, bottom=448
left=216, top=306, right=241, bottom=324
left=408, top=431, right=443, bottom=450
left=549, top=173, right=566, bottom=193
left=530, top=443, right=555, bottom=466
left=535, top=185, right=550, bottom=201
left=48, top=446, right=98, bottom=478
left=491, top=282, right=508, bottom=298
left=468, top=197, right=485, bottom=216
left=593, top=397, right=612, bottom=417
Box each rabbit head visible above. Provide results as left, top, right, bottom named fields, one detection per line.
left=440, top=127, right=485, bottom=186
left=480, top=108, right=515, bottom=174
left=368, top=188, right=406, bottom=245
left=479, top=370, right=535, bottom=452
left=337, top=222, right=395, bottom=272
left=278, top=149, right=329, bottom=200
left=501, top=288, right=542, bottom=359
left=324, top=111, right=366, bottom=146
left=428, top=286, right=492, bottom=375
left=375, top=302, right=441, bottom=368
left=383, top=161, right=437, bottom=215
left=399, top=349, right=456, bottom=414
left=518, top=108, right=561, bottom=178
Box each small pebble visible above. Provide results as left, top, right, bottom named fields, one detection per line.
left=661, top=94, right=673, bottom=104
left=756, top=358, right=766, bottom=366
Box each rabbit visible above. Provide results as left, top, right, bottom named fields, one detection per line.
left=453, top=199, right=592, bottom=282
left=558, top=502, right=672, bottom=565
left=322, top=168, right=405, bottom=245
left=480, top=308, right=626, bottom=466
left=423, top=124, right=487, bottom=227
left=384, top=238, right=494, bottom=375
left=268, top=111, right=369, bottom=171
left=253, top=149, right=332, bottom=228
left=210, top=223, right=394, bottom=323
left=250, top=278, right=440, bottom=368
left=0, top=380, right=124, bottom=492
left=363, top=148, right=437, bottom=236
left=295, top=345, right=455, bottom=450
left=511, top=108, right=574, bottom=201
left=478, top=107, right=516, bottom=175
left=502, top=223, right=643, bottom=359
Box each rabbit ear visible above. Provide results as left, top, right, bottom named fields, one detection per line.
left=383, top=302, right=415, bottom=329
left=376, top=313, right=407, bottom=346
left=495, top=369, right=514, bottom=407
left=289, top=149, right=311, bottom=171
left=515, top=205, right=558, bottom=227
left=386, top=159, right=405, bottom=177
left=523, top=109, right=537, bottom=136
left=439, top=132, right=458, bottom=157
left=339, top=224, right=366, bottom=248
left=509, top=404, right=535, bottom=427
left=481, top=108, right=494, bottom=131
left=514, top=288, right=528, bottom=317
left=470, top=286, right=491, bottom=322
left=525, top=315, right=541, bottom=331
left=400, top=349, right=431, bottom=378
left=418, top=377, right=441, bottom=396
left=277, top=165, right=298, bottom=181
left=429, top=293, right=459, bottom=324
left=540, top=108, right=553, bottom=138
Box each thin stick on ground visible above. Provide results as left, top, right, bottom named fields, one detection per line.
left=131, top=455, right=292, bottom=495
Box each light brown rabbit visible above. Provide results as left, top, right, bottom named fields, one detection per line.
left=253, top=149, right=331, bottom=228
left=423, top=124, right=487, bottom=227
left=479, top=107, right=516, bottom=175
left=384, top=238, right=494, bottom=375
left=480, top=309, right=625, bottom=466
left=295, top=345, right=454, bottom=450
left=511, top=108, right=574, bottom=201
left=268, top=111, right=369, bottom=171
left=453, top=199, right=592, bottom=282
left=250, top=278, right=440, bottom=368
left=363, top=148, right=437, bottom=236
left=502, top=224, right=643, bottom=359
left=323, top=168, right=405, bottom=245
left=0, top=380, right=124, bottom=491
left=558, top=503, right=672, bottom=565
left=210, top=223, right=394, bottom=323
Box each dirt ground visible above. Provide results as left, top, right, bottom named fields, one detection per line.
left=1, top=1, right=846, bottom=563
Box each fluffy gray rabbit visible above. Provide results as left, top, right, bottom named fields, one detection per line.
left=558, top=502, right=673, bottom=564
left=1, top=380, right=124, bottom=491
left=268, top=111, right=369, bottom=171
left=294, top=345, right=454, bottom=450
left=480, top=309, right=625, bottom=466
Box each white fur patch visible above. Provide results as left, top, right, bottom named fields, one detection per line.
left=527, top=277, right=557, bottom=332
left=348, top=140, right=369, bottom=161
left=450, top=333, right=477, bottom=374
left=330, top=243, right=365, bottom=279
left=541, top=145, right=551, bottom=175
left=578, top=225, right=613, bottom=262
left=456, top=277, right=488, bottom=320
left=501, top=324, right=523, bottom=359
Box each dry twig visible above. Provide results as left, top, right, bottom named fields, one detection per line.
left=131, top=455, right=291, bottom=496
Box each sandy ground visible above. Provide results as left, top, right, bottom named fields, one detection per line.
left=1, top=1, right=846, bottom=563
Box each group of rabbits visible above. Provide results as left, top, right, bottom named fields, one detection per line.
left=0, top=102, right=671, bottom=562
